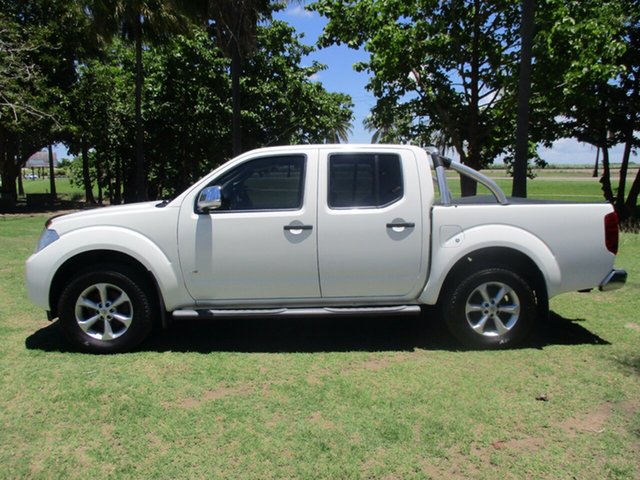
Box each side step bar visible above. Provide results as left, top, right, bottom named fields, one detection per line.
left=172, top=305, right=421, bottom=320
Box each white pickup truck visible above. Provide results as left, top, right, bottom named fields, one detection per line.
left=25, top=145, right=626, bottom=352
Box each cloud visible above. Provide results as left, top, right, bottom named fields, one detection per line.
left=538, top=139, right=626, bottom=165
left=285, top=5, right=313, bottom=18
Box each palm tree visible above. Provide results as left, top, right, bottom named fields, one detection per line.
left=324, top=95, right=353, bottom=143
left=85, top=0, right=189, bottom=201
left=363, top=115, right=387, bottom=144
left=325, top=123, right=352, bottom=144
left=204, top=0, right=272, bottom=156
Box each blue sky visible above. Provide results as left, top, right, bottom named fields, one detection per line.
left=275, top=5, right=375, bottom=144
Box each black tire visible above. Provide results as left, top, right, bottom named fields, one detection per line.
left=442, top=268, right=537, bottom=349
left=58, top=266, right=155, bottom=353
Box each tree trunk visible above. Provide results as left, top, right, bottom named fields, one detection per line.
left=47, top=144, right=57, bottom=197
left=599, top=145, right=614, bottom=204
left=96, top=152, right=103, bottom=204
left=615, top=134, right=633, bottom=218
left=0, top=142, right=18, bottom=207
left=592, top=147, right=599, bottom=178
left=616, top=70, right=639, bottom=218
left=134, top=16, right=147, bottom=201
left=114, top=155, right=122, bottom=205
left=464, top=0, right=481, bottom=197
left=105, top=160, right=112, bottom=205
left=512, top=0, right=535, bottom=198
left=231, top=41, right=242, bottom=157
left=17, top=170, right=24, bottom=196
left=624, top=166, right=640, bottom=217
left=81, top=138, right=95, bottom=204
left=2, top=141, right=19, bottom=202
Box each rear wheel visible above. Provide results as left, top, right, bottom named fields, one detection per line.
left=443, top=268, right=537, bottom=349
left=58, top=267, right=155, bottom=353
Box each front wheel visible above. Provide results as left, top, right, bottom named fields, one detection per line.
left=443, top=268, right=537, bottom=349
left=58, top=267, right=155, bottom=353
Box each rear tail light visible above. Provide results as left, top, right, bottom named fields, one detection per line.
left=604, top=211, right=619, bottom=255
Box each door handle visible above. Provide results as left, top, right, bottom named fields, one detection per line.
left=284, top=224, right=313, bottom=231
left=386, top=222, right=415, bottom=229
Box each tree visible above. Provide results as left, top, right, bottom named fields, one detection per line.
left=144, top=28, right=231, bottom=196
left=363, top=110, right=413, bottom=144
left=84, top=0, right=190, bottom=201
left=0, top=0, right=86, bottom=207
left=66, top=46, right=135, bottom=204
left=323, top=98, right=353, bottom=144
left=534, top=0, right=639, bottom=218
left=241, top=21, right=353, bottom=148
left=203, top=0, right=273, bottom=156
left=0, top=13, right=46, bottom=203
left=70, top=21, right=354, bottom=200
left=618, top=15, right=640, bottom=218
left=0, top=15, right=47, bottom=121
left=512, top=0, right=535, bottom=198
left=313, top=0, right=522, bottom=195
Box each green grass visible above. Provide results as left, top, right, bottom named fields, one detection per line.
left=447, top=167, right=640, bottom=201
left=1, top=204, right=639, bottom=478
left=22, top=177, right=75, bottom=194
left=20, top=178, right=88, bottom=202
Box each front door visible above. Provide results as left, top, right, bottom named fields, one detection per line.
left=178, top=151, right=320, bottom=302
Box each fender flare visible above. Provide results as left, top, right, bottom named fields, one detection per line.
left=43, top=226, right=187, bottom=311
left=419, top=224, right=561, bottom=305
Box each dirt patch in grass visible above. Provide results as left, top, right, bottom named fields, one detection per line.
left=170, top=384, right=254, bottom=409
left=625, top=322, right=640, bottom=332
left=419, top=448, right=483, bottom=480
left=490, top=436, right=546, bottom=452
left=309, top=411, right=336, bottom=430
left=340, top=352, right=411, bottom=376
left=559, top=402, right=612, bottom=436
left=306, top=367, right=331, bottom=385
left=302, top=352, right=414, bottom=387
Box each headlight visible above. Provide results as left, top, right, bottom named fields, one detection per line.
left=35, top=228, right=59, bottom=253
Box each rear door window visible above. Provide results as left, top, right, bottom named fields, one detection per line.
left=328, top=153, right=403, bottom=208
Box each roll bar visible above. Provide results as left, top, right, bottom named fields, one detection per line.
left=426, top=150, right=509, bottom=206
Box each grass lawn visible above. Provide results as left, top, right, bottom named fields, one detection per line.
left=448, top=167, right=640, bottom=202
left=1, top=211, right=639, bottom=478
left=20, top=178, right=86, bottom=201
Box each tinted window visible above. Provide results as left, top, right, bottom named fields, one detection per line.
left=213, top=155, right=305, bottom=211
left=329, top=153, right=403, bottom=208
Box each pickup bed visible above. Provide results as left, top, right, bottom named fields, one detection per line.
left=25, top=145, right=627, bottom=352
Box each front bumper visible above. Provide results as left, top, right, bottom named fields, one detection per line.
left=598, top=269, right=627, bottom=292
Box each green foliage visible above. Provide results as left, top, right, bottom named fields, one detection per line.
left=533, top=0, right=640, bottom=214
left=242, top=21, right=354, bottom=148
left=313, top=0, right=639, bottom=208
left=313, top=0, right=522, bottom=174
left=0, top=0, right=89, bottom=201
left=144, top=29, right=231, bottom=195
left=0, top=13, right=47, bottom=122
left=66, top=21, right=354, bottom=201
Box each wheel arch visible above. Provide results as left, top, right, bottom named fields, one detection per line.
left=422, top=246, right=551, bottom=319
left=441, top=247, right=548, bottom=313
left=49, top=250, right=167, bottom=326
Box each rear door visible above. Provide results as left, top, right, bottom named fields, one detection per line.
left=317, top=148, right=425, bottom=298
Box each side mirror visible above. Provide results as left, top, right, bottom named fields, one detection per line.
left=197, top=186, right=222, bottom=212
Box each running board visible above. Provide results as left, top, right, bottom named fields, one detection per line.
left=172, top=305, right=421, bottom=320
